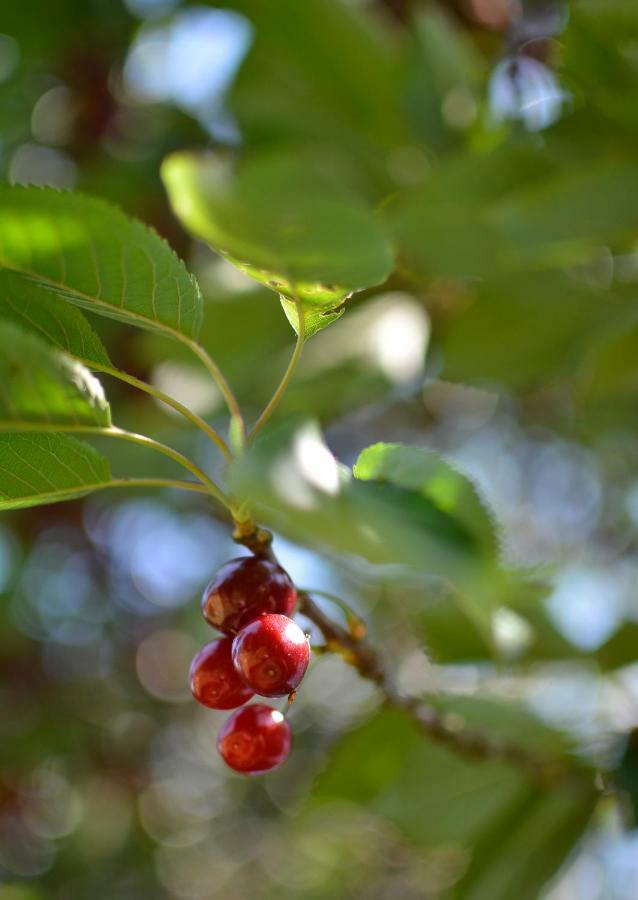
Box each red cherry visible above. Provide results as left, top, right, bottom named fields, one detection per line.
left=232, top=613, right=310, bottom=698
left=202, top=556, right=296, bottom=635
left=217, top=704, right=291, bottom=775
left=189, top=639, right=254, bottom=710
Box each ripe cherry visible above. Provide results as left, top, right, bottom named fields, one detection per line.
left=217, top=704, right=291, bottom=775
left=202, top=556, right=296, bottom=635
left=232, top=613, right=310, bottom=698
left=189, top=639, right=254, bottom=710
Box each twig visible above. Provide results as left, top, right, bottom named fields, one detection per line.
left=298, top=587, right=591, bottom=784
left=232, top=530, right=593, bottom=786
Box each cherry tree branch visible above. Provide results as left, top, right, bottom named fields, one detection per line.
left=234, top=524, right=592, bottom=786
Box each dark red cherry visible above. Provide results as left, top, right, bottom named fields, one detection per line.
left=189, top=639, right=254, bottom=710
left=201, top=556, right=296, bottom=635
left=232, top=613, right=310, bottom=698
left=217, top=704, right=291, bottom=775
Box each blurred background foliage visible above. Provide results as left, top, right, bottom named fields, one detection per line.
left=2, top=0, right=638, bottom=897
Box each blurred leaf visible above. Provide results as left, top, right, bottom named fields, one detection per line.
left=492, top=162, right=638, bottom=260
left=385, top=577, right=638, bottom=670
left=574, top=304, right=638, bottom=428
left=390, top=143, right=638, bottom=277
left=562, top=2, right=638, bottom=133
left=0, top=433, right=111, bottom=510
left=0, top=322, right=110, bottom=427
left=405, top=7, right=485, bottom=152
left=0, top=185, right=202, bottom=339
left=439, top=272, right=635, bottom=388
left=385, top=116, right=638, bottom=389
left=225, top=0, right=407, bottom=192
left=311, top=702, right=596, bottom=900
left=0, top=268, right=111, bottom=366
left=617, top=728, right=638, bottom=826
left=161, top=152, right=394, bottom=336
left=388, top=143, right=557, bottom=282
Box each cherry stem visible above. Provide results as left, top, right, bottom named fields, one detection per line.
left=248, top=293, right=305, bottom=442
left=233, top=523, right=276, bottom=560
left=181, top=336, right=247, bottom=449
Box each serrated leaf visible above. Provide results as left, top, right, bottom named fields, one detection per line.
left=310, top=703, right=596, bottom=900
left=0, top=321, right=110, bottom=427
left=0, top=433, right=111, bottom=510
left=161, top=151, right=393, bottom=336
left=0, top=184, right=202, bottom=340
left=0, top=268, right=111, bottom=366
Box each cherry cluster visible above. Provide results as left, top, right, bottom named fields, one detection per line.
left=189, top=555, right=310, bottom=775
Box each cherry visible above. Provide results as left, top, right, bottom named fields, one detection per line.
left=189, top=639, right=254, bottom=710
left=202, top=556, right=296, bottom=635
left=232, top=613, right=310, bottom=698
left=217, top=704, right=291, bottom=775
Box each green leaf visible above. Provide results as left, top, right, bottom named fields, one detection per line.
left=279, top=296, right=346, bottom=340
left=354, top=442, right=499, bottom=559
left=0, top=321, right=110, bottom=427
left=0, top=432, right=111, bottom=510
left=310, top=702, right=596, bottom=900
left=161, top=152, right=394, bottom=336
left=352, top=441, right=516, bottom=648
left=0, top=268, right=111, bottom=367
left=0, top=184, right=202, bottom=340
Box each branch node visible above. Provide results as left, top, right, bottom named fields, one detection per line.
left=233, top=523, right=275, bottom=560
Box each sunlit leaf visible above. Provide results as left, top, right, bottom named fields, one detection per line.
left=0, top=432, right=111, bottom=510
left=0, top=268, right=111, bottom=366
left=0, top=185, right=202, bottom=339
left=279, top=296, right=346, bottom=340
left=162, top=151, right=394, bottom=336
left=0, top=321, right=110, bottom=427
